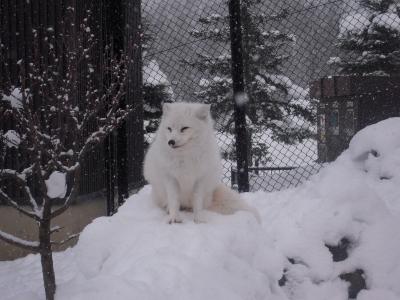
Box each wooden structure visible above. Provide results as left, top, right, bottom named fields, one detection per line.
left=310, top=76, right=400, bottom=162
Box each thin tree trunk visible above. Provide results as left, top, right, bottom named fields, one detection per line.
left=40, top=249, right=56, bottom=300
left=40, top=202, right=56, bottom=300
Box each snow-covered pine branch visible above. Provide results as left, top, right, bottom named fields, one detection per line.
left=333, top=0, right=400, bottom=75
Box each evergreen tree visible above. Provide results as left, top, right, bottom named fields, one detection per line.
left=142, top=20, right=173, bottom=136
left=186, top=0, right=315, bottom=165
left=333, top=0, right=400, bottom=75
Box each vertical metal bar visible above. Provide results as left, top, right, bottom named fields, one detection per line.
left=105, top=133, right=116, bottom=215
left=103, top=0, right=120, bottom=215
left=107, top=0, right=129, bottom=205
left=113, top=0, right=129, bottom=205
left=228, top=0, right=249, bottom=192
left=103, top=0, right=129, bottom=211
left=125, top=0, right=144, bottom=192
left=9, top=0, right=17, bottom=82
left=117, top=120, right=128, bottom=204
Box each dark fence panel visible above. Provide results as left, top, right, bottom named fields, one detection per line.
left=0, top=0, right=144, bottom=207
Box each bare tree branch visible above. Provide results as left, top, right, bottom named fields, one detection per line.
left=51, top=165, right=81, bottom=219
left=0, top=190, right=42, bottom=221
left=51, top=233, right=79, bottom=246
left=50, top=226, right=63, bottom=234
left=0, top=230, right=40, bottom=252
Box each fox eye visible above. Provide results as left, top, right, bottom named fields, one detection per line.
left=167, top=127, right=172, bottom=132
left=181, top=127, right=189, bottom=132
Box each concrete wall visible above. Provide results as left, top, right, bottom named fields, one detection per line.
left=0, top=198, right=106, bottom=261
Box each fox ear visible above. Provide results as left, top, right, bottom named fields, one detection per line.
left=196, top=104, right=210, bottom=121
left=162, top=103, right=171, bottom=115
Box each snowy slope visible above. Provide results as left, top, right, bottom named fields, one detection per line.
left=1, top=118, right=400, bottom=300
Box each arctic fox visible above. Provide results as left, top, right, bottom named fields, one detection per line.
left=143, top=102, right=260, bottom=224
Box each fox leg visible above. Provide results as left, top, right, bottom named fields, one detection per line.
left=165, top=178, right=182, bottom=224
left=192, top=183, right=212, bottom=223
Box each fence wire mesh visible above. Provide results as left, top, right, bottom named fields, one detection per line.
left=140, top=0, right=400, bottom=192
left=1, top=0, right=400, bottom=196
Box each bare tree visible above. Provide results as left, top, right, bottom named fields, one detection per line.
left=0, top=8, right=133, bottom=300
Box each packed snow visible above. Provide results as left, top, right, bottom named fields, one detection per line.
left=1, top=118, right=400, bottom=300
left=45, top=171, right=67, bottom=199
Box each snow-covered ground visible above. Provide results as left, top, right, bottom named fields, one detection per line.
left=1, top=118, right=400, bottom=300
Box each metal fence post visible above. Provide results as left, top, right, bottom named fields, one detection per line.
left=112, top=0, right=129, bottom=206
left=126, top=0, right=144, bottom=192
left=228, top=0, right=249, bottom=192
left=104, top=0, right=125, bottom=215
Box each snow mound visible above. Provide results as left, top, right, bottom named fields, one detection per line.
left=246, top=118, right=400, bottom=299
left=62, top=188, right=283, bottom=300
left=349, top=117, right=400, bottom=160
left=349, top=118, right=400, bottom=213
left=1, top=118, right=400, bottom=300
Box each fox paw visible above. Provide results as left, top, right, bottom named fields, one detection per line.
left=194, top=211, right=208, bottom=224
left=167, top=214, right=183, bottom=224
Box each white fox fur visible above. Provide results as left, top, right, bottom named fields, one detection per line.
left=143, top=102, right=260, bottom=223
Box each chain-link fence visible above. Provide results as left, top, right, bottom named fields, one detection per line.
left=1, top=0, right=400, bottom=260
left=141, top=0, right=400, bottom=192
left=2, top=0, right=400, bottom=198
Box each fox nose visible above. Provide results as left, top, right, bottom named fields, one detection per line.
left=168, top=139, right=175, bottom=146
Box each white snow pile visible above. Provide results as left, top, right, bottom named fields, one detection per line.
left=1, top=118, right=400, bottom=300
left=45, top=171, right=67, bottom=199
